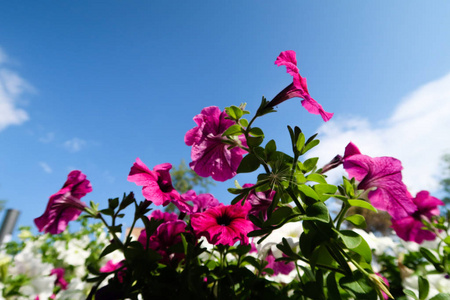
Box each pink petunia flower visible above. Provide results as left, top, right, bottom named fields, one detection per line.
left=267, top=50, right=333, bottom=122
left=343, top=142, right=417, bottom=220
left=100, top=260, right=126, bottom=282
left=185, top=106, right=247, bottom=182
left=138, top=218, right=187, bottom=264
left=190, top=203, right=254, bottom=246
left=127, top=158, right=180, bottom=206
left=34, top=170, right=92, bottom=234
left=375, top=273, right=390, bottom=300
left=50, top=268, right=68, bottom=290
left=391, top=191, right=444, bottom=244
left=242, top=184, right=274, bottom=221
left=264, top=251, right=295, bottom=276
left=174, top=190, right=220, bottom=214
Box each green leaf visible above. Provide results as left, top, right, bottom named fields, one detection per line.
left=108, top=198, right=119, bottom=210
left=239, top=118, right=249, bottom=128
left=237, top=153, right=260, bottom=173
left=119, top=192, right=135, bottom=210
left=249, top=127, right=264, bottom=137
left=222, top=124, right=243, bottom=136
left=348, top=199, right=378, bottom=212
left=343, top=177, right=355, bottom=198
left=313, top=184, right=338, bottom=201
left=247, top=136, right=264, bottom=147
left=403, top=289, right=419, bottom=300
left=99, top=208, right=115, bottom=216
left=310, top=244, right=336, bottom=270
left=339, top=270, right=377, bottom=300
left=302, top=157, right=319, bottom=172
left=420, top=247, right=440, bottom=265
left=265, top=139, right=276, bottom=155
left=337, top=230, right=362, bottom=249
left=304, top=202, right=330, bottom=223
left=350, top=234, right=372, bottom=263
left=326, top=272, right=342, bottom=300
left=226, top=105, right=243, bottom=120
left=443, top=236, right=450, bottom=246
left=298, top=185, right=320, bottom=201
left=419, top=276, right=430, bottom=300
left=301, top=139, right=320, bottom=155
left=296, top=132, right=305, bottom=153
left=263, top=206, right=293, bottom=226
left=100, top=243, right=120, bottom=258
left=345, top=214, right=367, bottom=229
left=420, top=247, right=444, bottom=272
left=306, top=173, right=327, bottom=184
left=429, top=293, right=450, bottom=300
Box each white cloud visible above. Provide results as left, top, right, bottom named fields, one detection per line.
left=309, top=72, right=450, bottom=195
left=64, top=138, right=86, bottom=152
left=0, top=47, right=33, bottom=132
left=39, top=132, right=55, bottom=143
left=39, top=162, right=53, bottom=174
left=0, top=47, right=7, bottom=64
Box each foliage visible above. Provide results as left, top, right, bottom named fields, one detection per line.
left=1, top=50, right=450, bottom=300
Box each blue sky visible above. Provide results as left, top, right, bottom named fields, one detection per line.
left=1, top=1, right=450, bottom=233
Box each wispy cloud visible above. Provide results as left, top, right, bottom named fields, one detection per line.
left=309, top=72, right=450, bottom=195
left=39, top=161, right=53, bottom=174
left=63, top=138, right=86, bottom=152
left=39, top=132, right=55, bottom=143
left=0, top=47, right=33, bottom=132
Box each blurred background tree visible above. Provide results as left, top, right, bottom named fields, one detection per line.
left=440, top=153, right=450, bottom=205
left=165, top=160, right=215, bottom=212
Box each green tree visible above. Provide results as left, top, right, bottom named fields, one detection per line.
left=165, top=160, right=215, bottom=212
left=440, top=153, right=450, bottom=205
left=171, top=159, right=215, bottom=194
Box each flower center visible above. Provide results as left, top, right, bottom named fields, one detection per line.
left=157, top=178, right=173, bottom=193
left=216, top=214, right=232, bottom=226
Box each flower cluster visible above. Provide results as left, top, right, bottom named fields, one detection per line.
left=342, top=142, right=444, bottom=244
left=8, top=50, right=449, bottom=300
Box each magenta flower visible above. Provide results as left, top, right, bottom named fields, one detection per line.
left=34, top=170, right=92, bottom=234
left=392, top=191, right=444, bottom=244
left=185, top=106, right=247, bottom=182
left=190, top=203, right=254, bottom=246
left=343, top=142, right=417, bottom=220
left=174, top=190, right=220, bottom=214
left=127, top=158, right=180, bottom=206
left=50, top=268, right=68, bottom=290
left=149, top=210, right=178, bottom=222
left=268, top=50, right=333, bottom=122
left=138, top=219, right=187, bottom=264
left=265, top=251, right=295, bottom=276
left=100, top=260, right=126, bottom=282
left=243, top=183, right=274, bottom=220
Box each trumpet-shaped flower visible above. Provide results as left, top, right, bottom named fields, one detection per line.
left=190, top=203, right=253, bottom=246
left=343, top=142, right=416, bottom=220
left=174, top=190, right=220, bottom=214
left=185, top=106, right=247, bottom=182
left=128, top=158, right=180, bottom=206
left=50, top=268, right=68, bottom=290
left=392, top=191, right=444, bottom=244
left=243, top=183, right=274, bottom=220
left=34, top=170, right=92, bottom=234
left=138, top=210, right=187, bottom=263
left=268, top=50, right=333, bottom=122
